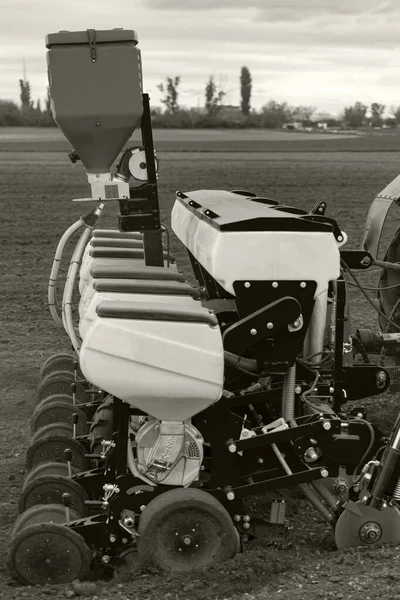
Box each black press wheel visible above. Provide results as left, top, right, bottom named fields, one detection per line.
left=23, top=461, right=80, bottom=492
left=26, top=434, right=88, bottom=471
left=19, top=474, right=89, bottom=516
left=35, top=393, right=75, bottom=409
left=137, top=488, right=240, bottom=573
left=31, top=422, right=74, bottom=443
left=36, top=371, right=87, bottom=404
left=10, top=503, right=81, bottom=538
left=8, top=522, right=91, bottom=585
left=30, top=402, right=89, bottom=435
left=40, top=353, right=75, bottom=377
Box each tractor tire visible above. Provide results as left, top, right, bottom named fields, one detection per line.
left=89, top=394, right=114, bottom=454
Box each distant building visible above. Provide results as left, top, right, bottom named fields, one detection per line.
left=283, top=121, right=304, bottom=130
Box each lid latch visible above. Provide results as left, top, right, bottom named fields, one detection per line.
left=87, top=29, right=97, bottom=62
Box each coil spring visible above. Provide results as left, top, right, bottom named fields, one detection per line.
left=393, top=477, right=400, bottom=501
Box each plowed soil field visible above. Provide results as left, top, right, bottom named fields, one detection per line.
left=2, top=129, right=400, bottom=600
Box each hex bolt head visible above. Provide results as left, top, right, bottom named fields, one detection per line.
left=295, top=386, right=302, bottom=394
left=244, top=282, right=251, bottom=288
left=300, top=282, right=306, bottom=288
left=320, top=469, right=329, bottom=478
left=323, top=421, right=331, bottom=430
left=234, top=514, right=241, bottom=522
left=228, top=443, right=237, bottom=453
left=267, top=322, right=273, bottom=329
left=336, top=483, right=348, bottom=493
left=272, top=282, right=278, bottom=288
left=226, top=491, right=235, bottom=501
left=377, top=371, right=387, bottom=382
left=250, top=328, right=257, bottom=336
left=243, top=522, right=251, bottom=530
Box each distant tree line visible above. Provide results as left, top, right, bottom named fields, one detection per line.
left=1, top=68, right=399, bottom=130
left=0, top=79, right=55, bottom=126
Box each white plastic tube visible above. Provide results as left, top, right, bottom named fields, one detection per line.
left=62, top=202, right=105, bottom=353
left=48, top=219, right=84, bottom=327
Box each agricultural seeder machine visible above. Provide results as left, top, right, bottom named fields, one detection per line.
left=8, top=27, right=400, bottom=586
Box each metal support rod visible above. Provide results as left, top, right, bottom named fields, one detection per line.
left=333, top=277, right=346, bottom=411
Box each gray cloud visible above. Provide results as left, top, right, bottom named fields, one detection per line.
left=144, top=0, right=398, bottom=18
left=2, top=0, right=400, bottom=112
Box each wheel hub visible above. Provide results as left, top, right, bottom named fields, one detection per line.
left=359, top=521, right=382, bottom=543
left=182, top=535, right=193, bottom=546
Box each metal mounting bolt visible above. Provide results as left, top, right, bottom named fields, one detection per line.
left=267, top=322, right=273, bottom=329
left=243, top=515, right=250, bottom=522
left=226, top=491, right=235, bottom=501
left=101, top=555, right=111, bottom=564
left=322, top=421, right=331, bottom=430
left=228, top=443, right=237, bottom=453
left=377, top=371, right=387, bottom=382
left=272, top=282, right=278, bottom=288
left=300, top=282, right=306, bottom=288
left=234, top=515, right=241, bottom=522
left=244, top=282, right=251, bottom=288
left=250, top=328, right=257, bottom=336
left=258, top=458, right=264, bottom=464
left=337, top=235, right=343, bottom=242
left=320, top=469, right=329, bottom=478
left=243, top=522, right=251, bottom=530
left=361, top=256, right=371, bottom=266
left=109, top=534, right=117, bottom=543
left=295, top=386, right=302, bottom=395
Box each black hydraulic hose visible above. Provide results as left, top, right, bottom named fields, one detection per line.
left=224, top=351, right=261, bottom=376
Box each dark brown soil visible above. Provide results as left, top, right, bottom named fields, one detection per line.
left=2, top=138, right=400, bottom=599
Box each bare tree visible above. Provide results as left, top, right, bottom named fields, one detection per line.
left=157, top=76, right=181, bottom=114
left=205, top=76, right=225, bottom=117
left=370, top=102, right=385, bottom=127
left=343, top=102, right=368, bottom=128
left=260, top=100, right=292, bottom=128
left=390, top=105, right=400, bottom=125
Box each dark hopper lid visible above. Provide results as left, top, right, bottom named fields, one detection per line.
left=45, top=28, right=138, bottom=48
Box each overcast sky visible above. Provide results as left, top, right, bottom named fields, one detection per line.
left=1, top=0, right=400, bottom=115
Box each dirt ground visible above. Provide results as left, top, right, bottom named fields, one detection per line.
left=2, top=135, right=400, bottom=599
